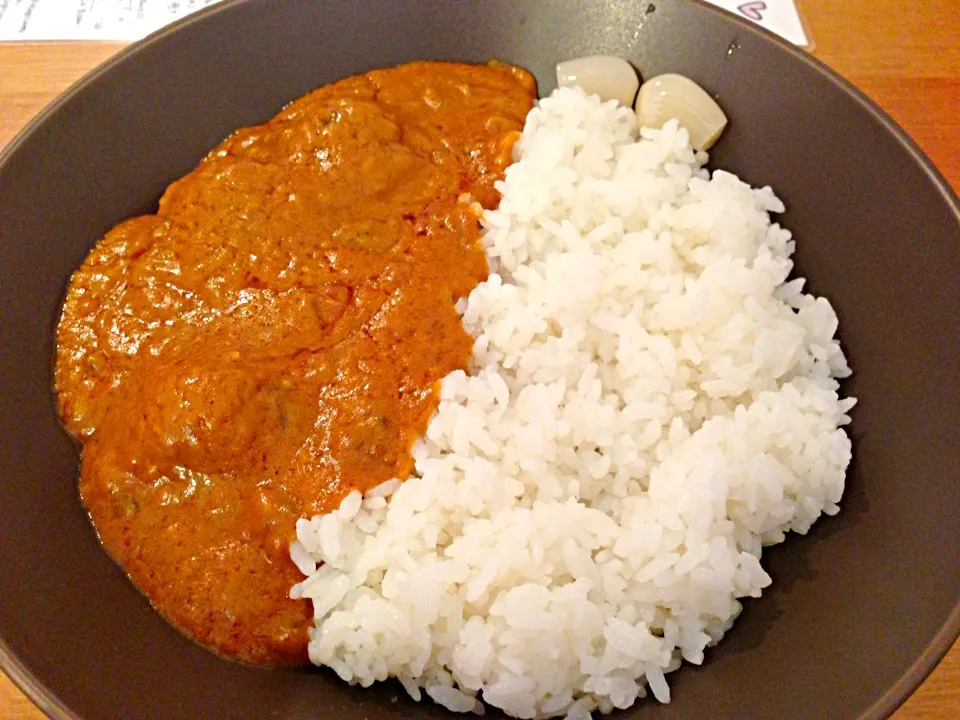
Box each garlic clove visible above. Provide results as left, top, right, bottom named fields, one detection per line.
left=556, top=55, right=640, bottom=108
left=634, top=74, right=728, bottom=151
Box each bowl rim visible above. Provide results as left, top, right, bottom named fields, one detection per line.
left=1, top=1, right=958, bottom=719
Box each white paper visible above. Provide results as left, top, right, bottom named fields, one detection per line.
left=704, top=0, right=809, bottom=46
left=0, top=0, right=224, bottom=41
left=0, top=0, right=807, bottom=46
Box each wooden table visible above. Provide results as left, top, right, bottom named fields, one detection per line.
left=0, top=1, right=958, bottom=718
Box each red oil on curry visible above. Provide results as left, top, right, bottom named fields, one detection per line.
left=54, top=61, right=535, bottom=666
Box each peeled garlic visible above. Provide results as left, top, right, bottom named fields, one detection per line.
left=634, top=73, right=728, bottom=151
left=556, top=55, right=639, bottom=108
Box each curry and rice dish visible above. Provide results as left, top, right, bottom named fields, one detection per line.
left=55, top=59, right=854, bottom=718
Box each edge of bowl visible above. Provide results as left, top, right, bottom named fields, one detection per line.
left=0, top=637, right=83, bottom=720
left=867, top=603, right=960, bottom=720
left=1, top=2, right=958, bottom=719
left=0, top=0, right=248, bottom=169
left=0, top=8, right=254, bottom=720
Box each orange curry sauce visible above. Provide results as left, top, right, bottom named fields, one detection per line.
left=54, top=61, right=535, bottom=666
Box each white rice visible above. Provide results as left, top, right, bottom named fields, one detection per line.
left=291, top=86, right=855, bottom=719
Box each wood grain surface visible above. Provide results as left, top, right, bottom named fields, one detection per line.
left=0, top=1, right=957, bottom=718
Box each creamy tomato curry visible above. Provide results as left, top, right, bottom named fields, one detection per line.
left=54, top=61, right=536, bottom=666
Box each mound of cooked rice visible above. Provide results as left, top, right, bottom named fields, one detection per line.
left=291, top=86, right=854, bottom=719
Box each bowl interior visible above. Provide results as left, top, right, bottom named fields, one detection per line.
left=1, top=1, right=959, bottom=719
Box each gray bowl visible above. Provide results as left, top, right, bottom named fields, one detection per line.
left=1, top=1, right=959, bottom=719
